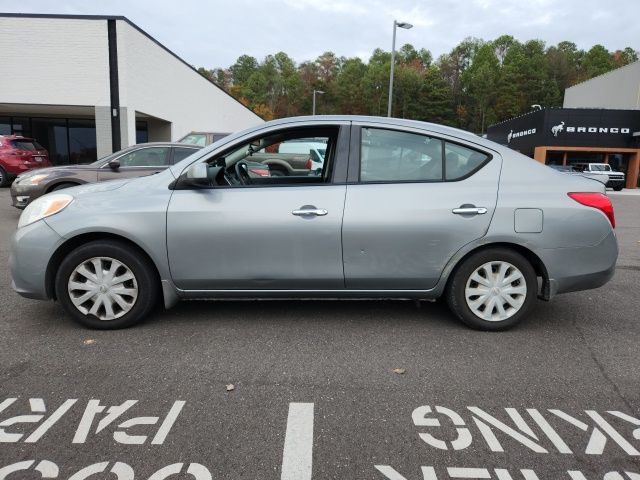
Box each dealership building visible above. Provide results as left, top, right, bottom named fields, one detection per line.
left=488, top=61, right=640, bottom=189
left=0, top=13, right=263, bottom=165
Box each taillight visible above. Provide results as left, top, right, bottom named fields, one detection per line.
left=306, top=158, right=313, bottom=170
left=568, top=192, right=615, bottom=228
left=249, top=168, right=270, bottom=177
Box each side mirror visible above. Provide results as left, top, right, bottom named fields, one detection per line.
left=184, top=163, right=224, bottom=187
left=186, top=163, right=209, bottom=185
left=108, top=159, right=120, bottom=170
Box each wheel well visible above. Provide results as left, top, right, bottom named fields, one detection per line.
left=46, top=182, right=79, bottom=193
left=446, top=242, right=550, bottom=299
left=45, top=232, right=161, bottom=300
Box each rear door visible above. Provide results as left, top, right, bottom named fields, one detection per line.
left=98, top=146, right=171, bottom=181
left=342, top=124, right=501, bottom=290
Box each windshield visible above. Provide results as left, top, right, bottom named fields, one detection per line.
left=179, top=134, right=208, bottom=146
left=89, top=150, right=121, bottom=166
left=590, top=164, right=611, bottom=171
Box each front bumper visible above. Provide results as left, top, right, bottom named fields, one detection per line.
left=606, top=177, right=625, bottom=188
left=10, top=183, right=38, bottom=209
left=9, top=219, right=64, bottom=300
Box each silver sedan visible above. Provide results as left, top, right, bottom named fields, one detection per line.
left=9, top=116, right=618, bottom=330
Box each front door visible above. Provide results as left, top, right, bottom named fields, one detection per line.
left=166, top=124, right=349, bottom=291
left=342, top=125, right=501, bottom=290
left=98, top=146, right=171, bottom=181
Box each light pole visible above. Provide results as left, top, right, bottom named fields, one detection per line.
left=312, top=89, right=324, bottom=115
left=388, top=20, right=413, bottom=117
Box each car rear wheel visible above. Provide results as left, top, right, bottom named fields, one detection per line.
left=0, top=167, right=9, bottom=187
left=269, top=167, right=287, bottom=177
left=55, top=240, right=159, bottom=329
left=446, top=248, right=537, bottom=331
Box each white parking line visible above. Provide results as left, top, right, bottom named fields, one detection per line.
left=281, top=403, right=314, bottom=480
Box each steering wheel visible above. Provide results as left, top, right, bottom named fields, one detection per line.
left=234, top=161, right=252, bottom=185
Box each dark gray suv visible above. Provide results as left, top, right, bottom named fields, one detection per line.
left=10, top=142, right=200, bottom=208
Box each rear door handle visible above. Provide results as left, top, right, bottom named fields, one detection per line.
left=452, top=206, right=487, bottom=215
left=292, top=208, right=328, bottom=217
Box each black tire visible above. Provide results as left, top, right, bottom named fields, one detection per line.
left=50, top=182, right=78, bottom=192
left=445, top=248, right=537, bottom=331
left=269, top=167, right=287, bottom=177
left=0, top=166, right=9, bottom=187
left=613, top=186, right=623, bottom=191
left=55, top=240, right=160, bottom=329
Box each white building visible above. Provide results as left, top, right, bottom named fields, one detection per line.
left=563, top=60, right=640, bottom=110
left=0, top=13, right=263, bottom=164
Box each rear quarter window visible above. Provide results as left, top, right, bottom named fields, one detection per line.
left=444, top=142, right=490, bottom=180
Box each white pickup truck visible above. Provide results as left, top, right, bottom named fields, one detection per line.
left=572, top=163, right=625, bottom=191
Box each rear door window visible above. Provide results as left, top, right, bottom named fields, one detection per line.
left=360, top=128, right=443, bottom=182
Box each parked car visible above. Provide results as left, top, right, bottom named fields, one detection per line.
left=10, top=116, right=617, bottom=331
left=177, top=131, right=320, bottom=176
left=0, top=135, right=51, bottom=187
left=278, top=139, right=326, bottom=174
left=10, top=142, right=201, bottom=209
left=571, top=163, right=625, bottom=191
left=178, top=131, right=230, bottom=147
left=548, top=164, right=608, bottom=185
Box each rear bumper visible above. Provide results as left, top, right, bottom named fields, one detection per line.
left=541, top=230, right=618, bottom=297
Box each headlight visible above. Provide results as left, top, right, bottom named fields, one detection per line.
left=18, top=173, right=49, bottom=185
left=18, top=193, right=74, bottom=229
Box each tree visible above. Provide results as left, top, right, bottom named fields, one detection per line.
left=204, top=36, right=630, bottom=127
left=461, top=43, right=499, bottom=132
left=229, top=55, right=259, bottom=86
left=582, top=45, right=616, bottom=78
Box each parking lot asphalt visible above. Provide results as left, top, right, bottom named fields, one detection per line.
left=0, top=188, right=639, bottom=479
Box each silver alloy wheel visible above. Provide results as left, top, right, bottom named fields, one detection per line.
left=464, top=261, right=527, bottom=322
left=67, top=256, right=138, bottom=320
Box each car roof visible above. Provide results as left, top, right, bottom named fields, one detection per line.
left=182, top=132, right=230, bottom=135
left=240, top=115, right=496, bottom=149
left=0, top=134, right=36, bottom=141
left=121, top=142, right=202, bottom=150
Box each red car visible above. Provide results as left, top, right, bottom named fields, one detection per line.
left=0, top=135, right=51, bottom=187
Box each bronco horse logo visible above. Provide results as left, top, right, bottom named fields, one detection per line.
left=551, top=121, right=565, bottom=137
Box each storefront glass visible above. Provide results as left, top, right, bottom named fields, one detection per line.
left=1, top=115, right=148, bottom=165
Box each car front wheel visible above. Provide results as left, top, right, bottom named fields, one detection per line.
left=55, top=240, right=159, bottom=329
left=0, top=166, right=9, bottom=187
left=446, top=248, right=537, bottom=331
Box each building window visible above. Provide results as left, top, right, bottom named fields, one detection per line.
left=69, top=119, right=97, bottom=164
left=0, top=117, right=11, bottom=135
left=136, top=121, right=148, bottom=143
left=31, top=118, right=70, bottom=165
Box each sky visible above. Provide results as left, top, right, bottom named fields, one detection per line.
left=1, top=0, right=638, bottom=69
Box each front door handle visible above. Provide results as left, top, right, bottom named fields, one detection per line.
left=292, top=208, right=328, bottom=217
left=452, top=206, right=487, bottom=215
